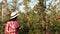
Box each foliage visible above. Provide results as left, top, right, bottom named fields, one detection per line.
left=0, top=0, right=60, bottom=34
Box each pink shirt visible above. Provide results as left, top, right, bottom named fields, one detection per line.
left=5, top=21, right=19, bottom=34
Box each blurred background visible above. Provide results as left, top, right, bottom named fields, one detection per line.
left=0, top=0, right=60, bottom=34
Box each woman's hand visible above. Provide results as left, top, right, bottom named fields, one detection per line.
left=8, top=30, right=16, bottom=33
left=19, top=25, right=23, bottom=30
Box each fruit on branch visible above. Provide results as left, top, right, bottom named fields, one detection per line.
left=41, top=24, right=47, bottom=30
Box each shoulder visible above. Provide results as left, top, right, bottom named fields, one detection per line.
left=6, top=21, right=11, bottom=24
left=5, top=21, right=10, bottom=26
left=7, top=21, right=10, bottom=23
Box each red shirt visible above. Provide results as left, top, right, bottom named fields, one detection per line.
left=5, top=21, right=19, bottom=34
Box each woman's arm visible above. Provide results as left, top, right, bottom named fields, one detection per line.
left=5, top=22, right=16, bottom=33
left=5, top=22, right=9, bottom=33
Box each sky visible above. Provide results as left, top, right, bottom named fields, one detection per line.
left=0, top=0, right=60, bottom=13
left=45, top=0, right=60, bottom=14
left=2, top=0, right=39, bottom=13
left=0, top=0, right=39, bottom=13
left=46, top=0, right=60, bottom=8
left=0, top=0, right=2, bottom=3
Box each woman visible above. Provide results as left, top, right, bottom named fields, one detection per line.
left=5, top=11, right=23, bottom=34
